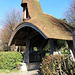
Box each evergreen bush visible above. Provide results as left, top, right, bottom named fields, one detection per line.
left=0, top=52, right=23, bottom=70
left=40, top=55, right=75, bottom=75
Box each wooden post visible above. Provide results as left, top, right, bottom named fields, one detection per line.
left=67, top=41, right=73, bottom=50
left=72, top=30, right=75, bottom=57
left=49, top=39, right=54, bottom=55
left=24, top=40, right=30, bottom=63
left=39, top=46, right=43, bottom=61
left=39, top=40, right=48, bottom=59
left=30, top=43, right=33, bottom=53
left=54, top=40, right=58, bottom=51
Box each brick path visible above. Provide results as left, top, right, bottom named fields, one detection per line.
left=0, top=70, right=39, bottom=75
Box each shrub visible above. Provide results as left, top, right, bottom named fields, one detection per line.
left=0, top=52, right=23, bottom=70
left=59, top=47, right=70, bottom=55
left=40, top=55, right=75, bottom=75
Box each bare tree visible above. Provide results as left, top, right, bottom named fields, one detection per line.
left=1, top=8, right=22, bottom=32
left=65, top=0, right=75, bottom=27
left=0, top=8, right=22, bottom=50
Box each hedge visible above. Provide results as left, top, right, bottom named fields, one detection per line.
left=40, top=55, right=75, bottom=75
left=0, top=52, right=23, bottom=70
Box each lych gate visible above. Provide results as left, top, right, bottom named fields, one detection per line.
left=9, top=0, right=75, bottom=70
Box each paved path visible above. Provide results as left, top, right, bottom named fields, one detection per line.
left=0, top=70, right=40, bottom=75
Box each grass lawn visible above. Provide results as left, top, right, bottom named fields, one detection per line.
left=0, top=69, right=19, bottom=73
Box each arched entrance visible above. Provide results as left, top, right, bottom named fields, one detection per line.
left=9, top=22, right=48, bottom=46
left=9, top=22, right=48, bottom=70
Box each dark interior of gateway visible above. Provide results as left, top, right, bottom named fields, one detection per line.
left=13, top=27, right=49, bottom=63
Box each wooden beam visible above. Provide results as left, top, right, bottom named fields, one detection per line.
left=39, top=40, right=48, bottom=59
left=28, top=33, right=39, bottom=40
left=54, top=40, right=58, bottom=51
left=67, top=41, right=73, bottom=50
left=14, top=39, right=26, bottom=43
left=72, top=30, right=75, bottom=57
left=30, top=42, right=33, bottom=52
left=49, top=39, right=54, bottom=55
left=24, top=39, right=30, bottom=63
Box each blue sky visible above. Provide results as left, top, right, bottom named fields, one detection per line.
left=40, top=0, right=70, bottom=18
left=0, top=0, right=71, bottom=28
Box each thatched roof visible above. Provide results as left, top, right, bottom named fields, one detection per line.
left=9, top=0, right=73, bottom=46
left=20, top=0, right=73, bottom=40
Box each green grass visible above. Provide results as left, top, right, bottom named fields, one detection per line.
left=0, top=69, right=19, bottom=73
left=61, top=49, right=70, bottom=55
left=61, top=52, right=70, bottom=55
left=0, top=69, right=6, bottom=73
left=45, top=53, right=50, bottom=56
